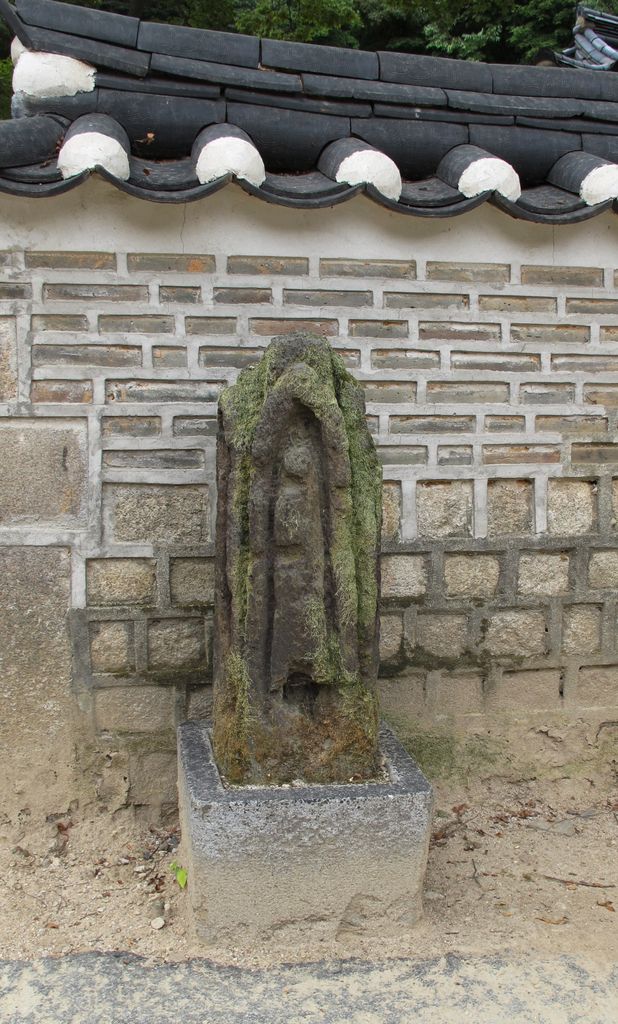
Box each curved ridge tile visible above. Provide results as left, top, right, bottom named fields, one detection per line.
left=0, top=112, right=64, bottom=167
left=318, top=138, right=401, bottom=200
left=240, top=174, right=361, bottom=208
left=516, top=182, right=587, bottom=214
left=1, top=158, right=63, bottom=182
left=437, top=144, right=521, bottom=200
left=0, top=167, right=89, bottom=196
left=128, top=156, right=199, bottom=192
left=548, top=149, right=618, bottom=204
left=192, top=124, right=265, bottom=186
left=399, top=177, right=463, bottom=207
left=366, top=183, right=489, bottom=217
left=493, top=191, right=612, bottom=224
left=58, top=112, right=130, bottom=179
left=96, top=164, right=230, bottom=203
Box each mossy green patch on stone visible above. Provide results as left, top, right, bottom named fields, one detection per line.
left=385, top=717, right=503, bottom=781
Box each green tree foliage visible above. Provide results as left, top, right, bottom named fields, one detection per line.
left=0, top=57, right=11, bottom=118
left=235, top=0, right=361, bottom=45
left=416, top=0, right=618, bottom=63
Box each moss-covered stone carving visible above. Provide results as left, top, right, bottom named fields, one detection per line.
left=212, top=333, right=382, bottom=784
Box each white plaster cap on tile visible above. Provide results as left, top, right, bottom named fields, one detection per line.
left=58, top=131, right=130, bottom=180
left=10, top=36, right=27, bottom=65
left=335, top=148, right=402, bottom=201
left=195, top=135, right=265, bottom=186
left=12, top=49, right=96, bottom=98
left=580, top=163, right=618, bottom=204
left=458, top=157, right=521, bottom=201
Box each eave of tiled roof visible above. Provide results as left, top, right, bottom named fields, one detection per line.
left=4, top=0, right=618, bottom=222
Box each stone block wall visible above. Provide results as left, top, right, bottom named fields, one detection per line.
left=2, top=184, right=618, bottom=811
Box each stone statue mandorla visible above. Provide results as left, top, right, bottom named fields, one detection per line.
left=212, top=332, right=383, bottom=785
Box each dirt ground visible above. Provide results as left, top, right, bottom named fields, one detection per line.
left=1, top=767, right=617, bottom=968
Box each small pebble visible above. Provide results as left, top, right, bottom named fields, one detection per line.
left=150, top=917, right=165, bottom=930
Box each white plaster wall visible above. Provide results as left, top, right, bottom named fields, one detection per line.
left=2, top=177, right=618, bottom=263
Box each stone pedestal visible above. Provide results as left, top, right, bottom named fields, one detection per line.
left=178, top=720, right=433, bottom=949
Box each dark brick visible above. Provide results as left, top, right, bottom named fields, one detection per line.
left=44, top=283, right=148, bottom=302
left=249, top=318, right=338, bottom=336
left=199, top=346, right=262, bottom=368
left=159, top=286, right=201, bottom=304
left=186, top=317, right=237, bottom=335
left=283, top=289, right=372, bottom=307
left=551, top=354, right=618, bottom=372
left=426, top=261, right=509, bottom=283
left=105, top=380, right=221, bottom=403
left=103, top=449, right=205, bottom=470
left=572, top=443, right=618, bottom=464
left=566, top=297, right=618, bottom=314
left=227, top=255, right=308, bottom=275
left=0, top=283, right=31, bottom=299
left=427, top=382, right=509, bottom=403
left=213, top=287, right=272, bottom=304
left=31, top=379, right=92, bottom=403
left=419, top=322, right=500, bottom=343
left=384, top=292, right=468, bottom=310
left=99, top=315, right=174, bottom=334
left=320, top=258, right=416, bottom=279
left=378, top=446, right=427, bottom=465
left=172, top=416, right=217, bottom=437
left=390, top=414, right=475, bottom=433
left=536, top=415, right=607, bottom=436
left=483, top=445, right=561, bottom=464
left=521, top=265, right=602, bottom=286
left=334, top=348, right=360, bottom=367
left=25, top=251, right=116, bottom=270
left=152, top=346, right=187, bottom=368
left=127, top=253, right=215, bottom=273
left=521, top=383, right=575, bottom=404
left=451, top=351, right=540, bottom=372
left=485, top=415, right=525, bottom=432
left=102, top=416, right=160, bottom=438
left=511, top=324, right=590, bottom=345
left=438, top=445, right=473, bottom=465
left=479, top=295, right=557, bottom=313
left=31, top=314, right=89, bottom=332
left=599, top=327, right=618, bottom=343
left=585, top=385, right=618, bottom=406
left=363, top=382, right=416, bottom=403
left=32, top=344, right=142, bottom=367
left=372, top=348, right=439, bottom=370
left=349, top=319, right=407, bottom=338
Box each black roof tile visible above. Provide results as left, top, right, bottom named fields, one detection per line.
left=380, top=51, right=492, bottom=92
left=262, top=38, right=378, bottom=80
left=301, top=74, right=446, bottom=107
left=150, top=53, right=301, bottom=94
left=3, top=0, right=618, bottom=223
left=27, top=24, right=150, bottom=76
left=224, top=87, right=372, bottom=119
left=137, top=22, right=259, bottom=69
left=16, top=0, right=139, bottom=48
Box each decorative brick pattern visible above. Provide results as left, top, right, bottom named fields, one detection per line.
left=2, top=240, right=618, bottom=780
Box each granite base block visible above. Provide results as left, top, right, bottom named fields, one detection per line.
left=178, top=720, right=434, bottom=949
